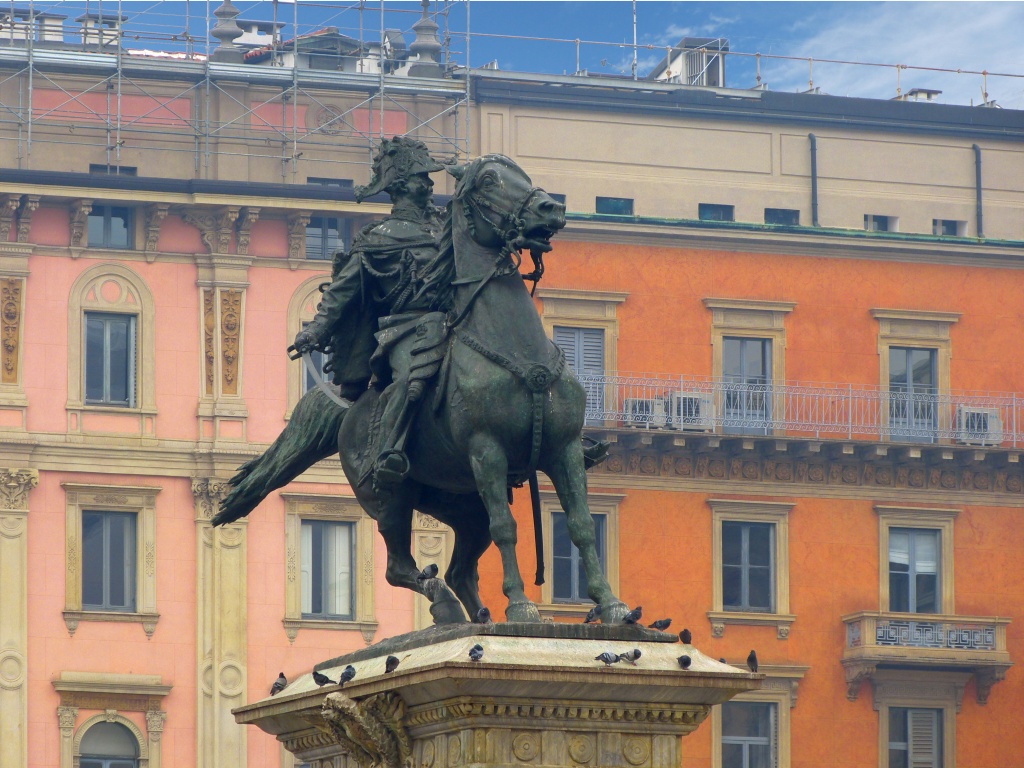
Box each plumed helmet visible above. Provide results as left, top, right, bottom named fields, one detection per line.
left=355, top=136, right=445, bottom=202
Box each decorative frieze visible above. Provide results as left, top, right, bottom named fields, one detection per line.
left=202, top=288, right=215, bottom=396
left=220, top=290, right=242, bottom=395
left=0, top=280, right=21, bottom=385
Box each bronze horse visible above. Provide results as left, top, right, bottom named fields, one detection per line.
left=217, top=155, right=627, bottom=624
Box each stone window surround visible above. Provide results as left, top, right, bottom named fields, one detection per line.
left=538, top=288, right=628, bottom=376
left=875, top=504, right=958, bottom=616
left=709, top=664, right=808, bottom=768
left=708, top=498, right=795, bottom=639
left=286, top=274, right=331, bottom=419
left=66, top=263, right=157, bottom=435
left=63, top=483, right=161, bottom=638
left=54, top=670, right=170, bottom=768
left=282, top=492, right=378, bottom=644
left=873, top=669, right=967, bottom=768
left=537, top=489, right=623, bottom=620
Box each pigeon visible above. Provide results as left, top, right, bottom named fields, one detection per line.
left=583, top=604, right=603, bottom=624
left=475, top=607, right=493, bottom=625
left=339, top=665, right=356, bottom=686
left=677, top=654, right=692, bottom=670
left=649, top=618, right=672, bottom=632
left=622, top=606, right=643, bottom=625
left=618, top=648, right=642, bottom=665
left=270, top=672, right=287, bottom=695
left=679, top=628, right=692, bottom=644
left=719, top=658, right=728, bottom=664
left=595, top=651, right=621, bottom=665
left=312, top=669, right=337, bottom=687
left=747, top=650, right=758, bottom=673
left=469, top=644, right=484, bottom=662
left=416, top=563, right=439, bottom=582
left=385, top=655, right=401, bottom=674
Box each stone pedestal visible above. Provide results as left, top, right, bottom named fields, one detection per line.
left=233, top=624, right=761, bottom=768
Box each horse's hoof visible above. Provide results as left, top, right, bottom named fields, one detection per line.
left=505, top=600, right=542, bottom=623
left=599, top=600, right=629, bottom=624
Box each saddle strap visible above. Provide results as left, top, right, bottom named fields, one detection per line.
left=454, top=328, right=566, bottom=476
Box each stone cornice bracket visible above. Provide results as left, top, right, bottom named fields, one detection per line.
left=287, top=210, right=312, bottom=266
left=145, top=709, right=167, bottom=740
left=69, top=199, right=93, bottom=248
left=57, top=705, right=78, bottom=732
left=143, top=203, right=170, bottom=257
left=234, top=207, right=260, bottom=256
left=15, top=195, right=40, bottom=243
left=842, top=659, right=876, bottom=702
left=975, top=666, right=1009, bottom=705
left=320, top=692, right=411, bottom=768
left=191, top=476, right=233, bottom=522
left=0, top=195, right=20, bottom=241
left=0, top=468, right=38, bottom=510
left=181, top=205, right=241, bottom=254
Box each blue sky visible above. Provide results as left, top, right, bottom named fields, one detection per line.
left=36, top=1, right=1024, bottom=108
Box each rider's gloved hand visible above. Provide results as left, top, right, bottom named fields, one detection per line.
left=293, top=322, right=326, bottom=355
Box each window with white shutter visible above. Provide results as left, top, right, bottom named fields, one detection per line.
left=889, top=707, right=942, bottom=768
left=553, top=326, right=605, bottom=425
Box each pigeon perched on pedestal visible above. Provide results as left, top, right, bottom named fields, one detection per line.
left=270, top=672, right=287, bottom=695
left=622, top=606, right=643, bottom=625
left=679, top=628, right=692, bottom=644
left=339, top=665, right=356, bottom=686
left=583, top=604, right=603, bottom=624
left=469, top=644, right=484, bottom=661
left=618, top=648, right=642, bottom=665
left=475, top=607, right=493, bottom=624
left=416, top=563, right=439, bottom=582
left=595, top=651, right=621, bottom=665
left=312, top=670, right=337, bottom=687
left=385, top=655, right=401, bottom=674
left=677, top=655, right=692, bottom=670
left=648, top=618, right=672, bottom=631
left=747, top=650, right=758, bottom=673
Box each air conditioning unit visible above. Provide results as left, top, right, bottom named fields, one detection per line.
left=623, top=397, right=667, bottom=428
left=668, top=391, right=715, bottom=431
left=955, top=406, right=1003, bottom=446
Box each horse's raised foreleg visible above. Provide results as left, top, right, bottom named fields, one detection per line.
left=468, top=434, right=541, bottom=622
left=543, top=439, right=628, bottom=623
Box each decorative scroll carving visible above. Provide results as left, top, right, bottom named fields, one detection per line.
left=975, top=667, right=1007, bottom=705
left=57, top=705, right=78, bottom=731
left=220, top=289, right=242, bottom=395
left=234, top=207, right=260, bottom=256
left=0, top=278, right=22, bottom=384
left=144, top=203, right=170, bottom=252
left=0, top=195, right=19, bottom=241
left=0, top=469, right=37, bottom=510
left=843, top=661, right=876, bottom=701
left=287, top=211, right=312, bottom=260
left=145, top=709, right=167, bottom=740
left=320, top=692, right=411, bottom=768
left=191, top=477, right=231, bottom=521
left=202, top=289, right=215, bottom=395
left=16, top=195, right=39, bottom=243
left=183, top=206, right=240, bottom=253
left=70, top=200, right=93, bottom=247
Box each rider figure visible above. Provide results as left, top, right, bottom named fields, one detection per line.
left=292, top=136, right=451, bottom=487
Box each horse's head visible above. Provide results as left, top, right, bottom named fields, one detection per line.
left=448, top=155, right=566, bottom=255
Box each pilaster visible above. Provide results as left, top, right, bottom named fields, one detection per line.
left=0, top=468, right=39, bottom=768
left=193, top=477, right=248, bottom=768
left=0, top=256, right=28, bottom=428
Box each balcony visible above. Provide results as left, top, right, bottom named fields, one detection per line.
left=841, top=611, right=1012, bottom=704
left=577, top=373, right=1024, bottom=447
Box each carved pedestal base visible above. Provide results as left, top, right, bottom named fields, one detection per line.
left=234, top=624, right=762, bottom=768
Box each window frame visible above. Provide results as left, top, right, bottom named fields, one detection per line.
left=538, top=490, right=622, bottom=620
left=305, top=214, right=350, bottom=261
left=550, top=509, right=607, bottom=604
left=699, top=203, right=735, bottom=222
left=721, top=520, right=775, bottom=613
left=300, top=518, right=357, bottom=621
left=932, top=219, right=966, bottom=237
left=282, top=493, right=378, bottom=643
left=874, top=670, right=963, bottom=768
left=720, top=700, right=777, bottom=768
left=709, top=499, right=794, bottom=639
left=595, top=196, right=634, bottom=216
left=287, top=276, right=335, bottom=418
left=888, top=527, right=941, bottom=614
left=62, top=483, right=160, bottom=637
left=865, top=214, right=898, bottom=232
left=84, top=311, right=137, bottom=408
left=764, top=207, right=800, bottom=226
left=87, top=204, right=135, bottom=249
left=81, top=510, right=137, bottom=612
left=875, top=505, right=957, bottom=615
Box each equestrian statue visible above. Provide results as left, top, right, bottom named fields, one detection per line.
left=213, top=137, right=624, bottom=625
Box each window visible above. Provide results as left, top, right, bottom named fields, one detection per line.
left=549, top=193, right=567, bottom=205
left=82, top=511, right=136, bottom=612
left=888, top=708, right=942, bottom=768
left=723, top=336, right=772, bottom=434
left=552, top=511, right=606, bottom=603
left=700, top=203, right=735, bottom=222
left=865, top=214, right=897, bottom=232
left=88, top=205, right=133, bottom=248
left=308, top=177, right=354, bottom=189
left=301, top=519, right=355, bottom=619
left=80, top=721, right=140, bottom=768
left=764, top=208, right=799, bottom=226
left=722, top=521, right=774, bottom=612
left=84, top=312, right=136, bottom=407
left=595, top=196, right=633, bottom=216
left=721, top=701, right=777, bottom=768
left=932, top=219, right=965, bottom=237
left=709, top=499, right=793, bottom=639
left=888, top=528, right=940, bottom=613
left=306, top=215, right=348, bottom=260
left=88, top=164, right=138, bottom=176
left=301, top=322, right=331, bottom=394
left=554, top=326, right=605, bottom=425
left=888, top=347, right=937, bottom=442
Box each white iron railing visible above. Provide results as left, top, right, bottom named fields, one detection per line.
left=575, top=372, right=1022, bottom=447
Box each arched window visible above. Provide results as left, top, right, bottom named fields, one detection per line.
left=285, top=275, right=332, bottom=418
left=79, top=721, right=140, bottom=768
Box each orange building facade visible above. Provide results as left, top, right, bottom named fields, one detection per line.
left=0, top=5, right=1021, bottom=768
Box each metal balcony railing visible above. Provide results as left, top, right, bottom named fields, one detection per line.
left=575, top=372, right=1023, bottom=447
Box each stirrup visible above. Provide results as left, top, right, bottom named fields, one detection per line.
left=374, top=450, right=411, bottom=485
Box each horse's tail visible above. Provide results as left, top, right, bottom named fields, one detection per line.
left=212, top=387, right=350, bottom=526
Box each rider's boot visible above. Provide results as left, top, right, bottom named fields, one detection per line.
left=374, top=381, right=424, bottom=486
